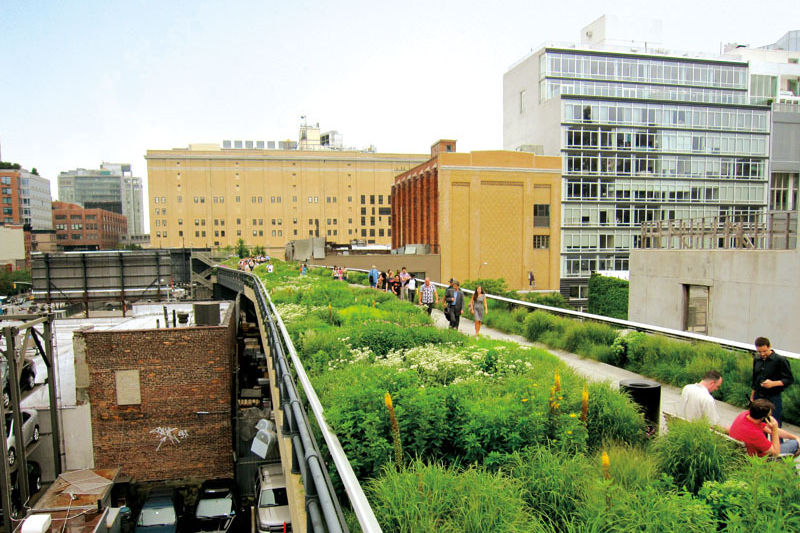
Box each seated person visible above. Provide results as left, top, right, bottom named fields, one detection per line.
left=729, top=399, right=800, bottom=457
left=677, top=370, right=728, bottom=432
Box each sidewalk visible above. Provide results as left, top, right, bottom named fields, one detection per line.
left=430, top=308, right=800, bottom=436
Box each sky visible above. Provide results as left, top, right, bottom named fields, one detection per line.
left=1, top=0, right=798, bottom=218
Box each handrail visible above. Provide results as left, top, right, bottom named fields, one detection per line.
left=316, top=265, right=800, bottom=362
left=215, top=266, right=382, bottom=533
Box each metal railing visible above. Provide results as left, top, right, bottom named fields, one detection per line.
left=640, top=211, right=798, bottom=251
left=216, top=267, right=382, bottom=533
left=320, top=265, right=800, bottom=362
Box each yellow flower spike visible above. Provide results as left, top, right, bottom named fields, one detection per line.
left=384, top=392, right=393, bottom=410
left=554, top=369, right=561, bottom=392
left=581, top=384, right=589, bottom=422
left=522, top=398, right=528, bottom=402
left=601, top=451, right=611, bottom=480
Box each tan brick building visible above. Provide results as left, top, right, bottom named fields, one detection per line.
left=392, top=140, right=561, bottom=290
left=145, top=144, right=427, bottom=254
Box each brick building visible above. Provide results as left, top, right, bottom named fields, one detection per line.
left=75, top=304, right=236, bottom=482
left=52, top=201, right=127, bottom=250
left=392, top=140, right=562, bottom=290
left=0, top=166, right=53, bottom=229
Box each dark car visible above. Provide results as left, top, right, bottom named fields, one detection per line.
left=191, top=479, right=241, bottom=532
left=136, top=487, right=183, bottom=533
left=2, top=357, right=37, bottom=408
left=0, top=461, right=42, bottom=520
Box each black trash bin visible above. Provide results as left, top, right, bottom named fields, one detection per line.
left=619, top=379, right=661, bottom=434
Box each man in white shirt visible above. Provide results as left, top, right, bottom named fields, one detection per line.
left=678, top=370, right=727, bottom=432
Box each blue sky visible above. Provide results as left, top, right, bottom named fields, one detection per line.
left=1, top=0, right=797, bottom=205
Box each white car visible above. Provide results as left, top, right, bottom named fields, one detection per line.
left=254, top=463, right=291, bottom=533
left=5, top=410, right=39, bottom=466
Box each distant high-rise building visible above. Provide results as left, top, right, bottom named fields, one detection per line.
left=504, top=15, right=773, bottom=308
left=0, top=165, right=53, bottom=229
left=58, top=163, right=144, bottom=236
left=51, top=201, right=127, bottom=251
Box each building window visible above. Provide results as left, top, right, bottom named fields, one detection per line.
left=520, top=89, right=527, bottom=114
left=533, top=204, right=550, bottom=227
left=684, top=285, right=709, bottom=334
left=533, top=235, right=550, bottom=249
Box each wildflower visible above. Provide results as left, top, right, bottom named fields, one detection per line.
left=569, top=413, right=578, bottom=418
left=554, top=369, right=561, bottom=392
left=581, top=384, right=589, bottom=422
left=384, top=392, right=403, bottom=468
left=522, top=398, right=528, bottom=402
left=601, top=451, right=610, bottom=480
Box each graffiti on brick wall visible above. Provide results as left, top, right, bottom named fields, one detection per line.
left=150, top=427, right=189, bottom=451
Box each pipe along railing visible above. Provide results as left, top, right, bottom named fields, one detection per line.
left=216, top=267, right=382, bottom=533
left=315, top=265, right=800, bottom=362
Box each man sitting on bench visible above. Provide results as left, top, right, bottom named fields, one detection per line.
left=729, top=399, right=800, bottom=457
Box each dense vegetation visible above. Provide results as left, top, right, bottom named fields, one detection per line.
left=587, top=273, right=629, bottom=319
left=251, top=262, right=799, bottom=532
left=0, top=269, right=32, bottom=297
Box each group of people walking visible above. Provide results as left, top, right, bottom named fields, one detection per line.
left=366, top=266, right=488, bottom=336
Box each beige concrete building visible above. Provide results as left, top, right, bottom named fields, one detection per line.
left=145, top=144, right=427, bottom=255
left=0, top=224, right=26, bottom=270
left=392, top=141, right=562, bottom=290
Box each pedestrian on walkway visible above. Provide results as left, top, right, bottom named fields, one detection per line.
left=445, top=281, right=464, bottom=329
left=678, top=370, right=728, bottom=432
left=528, top=271, right=534, bottom=288
left=751, top=336, right=794, bottom=427
left=419, top=277, right=438, bottom=315
left=407, top=274, right=417, bottom=303
left=368, top=265, right=379, bottom=288
left=399, top=267, right=411, bottom=300
left=469, top=285, right=488, bottom=336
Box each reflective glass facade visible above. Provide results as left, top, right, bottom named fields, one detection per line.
left=541, top=49, right=769, bottom=281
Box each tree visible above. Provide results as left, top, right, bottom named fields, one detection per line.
left=587, top=273, right=628, bottom=319
left=0, top=269, right=32, bottom=297
left=235, top=238, right=249, bottom=259
left=30, top=167, right=39, bottom=175
left=252, top=245, right=266, bottom=256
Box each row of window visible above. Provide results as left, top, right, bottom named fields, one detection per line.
left=563, top=203, right=758, bottom=228
left=564, top=178, right=765, bottom=204
left=164, top=217, right=379, bottom=227
left=159, top=227, right=394, bottom=241
left=540, top=78, right=747, bottom=105
left=156, top=194, right=387, bottom=205
left=542, top=51, right=748, bottom=90
left=564, top=127, right=768, bottom=157
left=563, top=255, right=631, bottom=277
left=564, top=154, right=766, bottom=180
left=563, top=101, right=769, bottom=132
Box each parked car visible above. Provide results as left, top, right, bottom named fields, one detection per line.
left=254, top=463, right=291, bottom=533
left=0, top=461, right=42, bottom=520
left=136, top=487, right=183, bottom=533
left=191, top=478, right=241, bottom=532
left=2, top=356, right=37, bottom=408
left=6, top=409, right=40, bottom=466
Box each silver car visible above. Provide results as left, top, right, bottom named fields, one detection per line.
left=254, top=463, right=291, bottom=533
left=5, top=409, right=39, bottom=466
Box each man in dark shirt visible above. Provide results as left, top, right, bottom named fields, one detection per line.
left=751, top=336, right=794, bottom=426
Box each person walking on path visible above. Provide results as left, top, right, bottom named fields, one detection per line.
left=528, top=271, right=535, bottom=288
left=399, top=267, right=411, bottom=301
left=469, top=285, right=488, bottom=336
left=419, top=277, right=438, bottom=315
left=368, top=265, right=379, bottom=289
left=751, top=336, right=794, bottom=427
left=678, top=370, right=728, bottom=432
left=407, top=274, right=417, bottom=303
left=729, top=399, right=800, bottom=457
left=445, top=280, right=464, bottom=329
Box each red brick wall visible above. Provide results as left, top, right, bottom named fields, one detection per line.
left=78, top=310, right=236, bottom=482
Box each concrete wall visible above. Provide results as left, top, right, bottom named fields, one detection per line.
left=0, top=225, right=25, bottom=268
left=77, top=306, right=236, bottom=482
left=629, top=248, right=800, bottom=352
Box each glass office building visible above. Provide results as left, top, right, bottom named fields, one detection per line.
left=505, top=47, right=770, bottom=307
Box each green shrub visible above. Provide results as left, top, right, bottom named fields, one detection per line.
left=699, top=455, right=800, bottom=531
left=652, top=418, right=743, bottom=494
left=603, top=443, right=660, bottom=491
left=587, top=273, right=629, bottom=319
left=581, top=482, right=716, bottom=532
left=367, top=460, right=539, bottom=533
left=493, top=446, right=595, bottom=527
left=523, top=311, right=563, bottom=342
left=585, top=383, right=647, bottom=449
left=521, top=291, right=572, bottom=309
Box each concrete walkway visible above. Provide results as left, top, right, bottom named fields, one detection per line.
left=430, top=308, right=800, bottom=436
